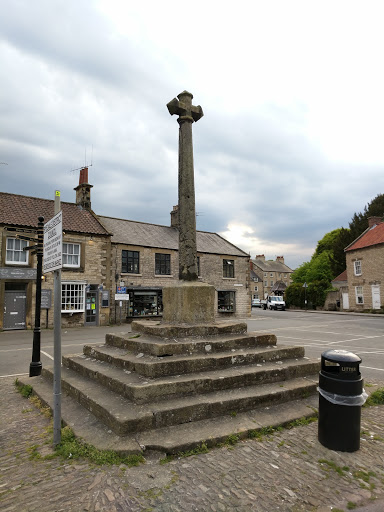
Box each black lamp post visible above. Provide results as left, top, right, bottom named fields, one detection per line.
left=303, top=282, right=308, bottom=311
left=29, top=216, right=44, bottom=377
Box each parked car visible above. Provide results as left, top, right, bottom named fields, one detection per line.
left=251, top=298, right=262, bottom=308
left=266, top=295, right=286, bottom=311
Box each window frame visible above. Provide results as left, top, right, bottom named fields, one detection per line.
left=218, top=290, right=236, bottom=312
left=61, top=282, right=85, bottom=313
left=62, top=243, right=81, bottom=268
left=122, top=250, right=140, bottom=274
left=6, top=237, right=29, bottom=265
left=355, top=286, right=364, bottom=304
left=223, top=259, right=235, bottom=278
left=354, top=260, right=362, bottom=276
left=155, top=253, right=171, bottom=275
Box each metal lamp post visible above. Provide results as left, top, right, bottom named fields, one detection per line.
left=303, top=282, right=308, bottom=311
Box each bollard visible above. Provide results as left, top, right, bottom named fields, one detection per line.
left=318, top=349, right=367, bottom=452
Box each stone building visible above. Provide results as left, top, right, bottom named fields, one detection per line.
left=0, top=170, right=111, bottom=330
left=98, top=209, right=251, bottom=322
left=344, top=216, right=384, bottom=311
left=250, top=255, right=293, bottom=298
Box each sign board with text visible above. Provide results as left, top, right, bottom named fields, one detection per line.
left=115, top=293, right=129, bottom=301
left=43, top=211, right=63, bottom=273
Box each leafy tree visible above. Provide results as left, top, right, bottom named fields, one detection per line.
left=349, top=193, right=384, bottom=241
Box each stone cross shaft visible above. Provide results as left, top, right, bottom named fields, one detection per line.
left=167, top=91, right=204, bottom=281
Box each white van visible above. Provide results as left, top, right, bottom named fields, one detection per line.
left=266, top=296, right=286, bottom=311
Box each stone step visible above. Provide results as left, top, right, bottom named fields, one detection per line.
left=19, top=374, right=319, bottom=455
left=62, top=352, right=320, bottom=404
left=41, top=365, right=318, bottom=435
left=105, top=331, right=277, bottom=356
left=82, top=343, right=306, bottom=378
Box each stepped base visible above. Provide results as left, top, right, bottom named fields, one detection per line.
left=131, top=319, right=247, bottom=338
left=19, top=374, right=319, bottom=455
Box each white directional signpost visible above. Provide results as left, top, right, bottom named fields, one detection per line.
left=44, top=192, right=63, bottom=447
left=43, top=211, right=62, bottom=273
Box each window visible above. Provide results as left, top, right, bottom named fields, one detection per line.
left=354, top=260, right=362, bottom=276
left=122, top=250, right=139, bottom=274
left=355, top=286, right=364, bottom=304
left=6, top=238, right=28, bottom=265
left=155, top=253, right=171, bottom=275
left=223, top=259, right=235, bottom=278
left=264, top=272, right=267, bottom=277
left=270, top=273, right=273, bottom=277
left=270, top=281, right=274, bottom=286
left=264, top=281, right=268, bottom=287
left=63, top=243, right=80, bottom=268
left=61, top=282, right=85, bottom=312
left=218, top=290, right=235, bottom=312
left=254, top=286, right=258, bottom=291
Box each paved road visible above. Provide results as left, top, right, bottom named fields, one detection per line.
left=249, top=309, right=384, bottom=382
left=0, top=325, right=130, bottom=379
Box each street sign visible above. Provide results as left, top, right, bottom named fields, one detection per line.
left=117, top=286, right=127, bottom=294
left=43, top=211, right=63, bottom=273
left=115, top=293, right=129, bottom=301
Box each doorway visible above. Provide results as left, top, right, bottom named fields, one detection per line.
left=4, top=283, right=27, bottom=330
left=371, top=285, right=381, bottom=309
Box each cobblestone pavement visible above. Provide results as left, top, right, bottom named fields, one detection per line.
left=1, top=377, right=384, bottom=512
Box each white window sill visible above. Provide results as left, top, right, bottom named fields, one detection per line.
left=155, top=274, right=173, bottom=278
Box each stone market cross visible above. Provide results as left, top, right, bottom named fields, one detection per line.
left=167, top=90, right=203, bottom=281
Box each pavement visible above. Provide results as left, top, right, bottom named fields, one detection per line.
left=1, top=374, right=384, bottom=512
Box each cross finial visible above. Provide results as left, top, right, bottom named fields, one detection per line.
left=167, top=90, right=204, bottom=123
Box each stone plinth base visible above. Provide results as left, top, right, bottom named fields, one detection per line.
left=131, top=319, right=248, bottom=338
left=162, top=281, right=215, bottom=324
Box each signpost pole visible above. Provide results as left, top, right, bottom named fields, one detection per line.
left=53, top=191, right=62, bottom=446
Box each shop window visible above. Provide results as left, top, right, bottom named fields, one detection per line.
left=128, top=290, right=163, bottom=317
left=354, top=260, right=362, bottom=276
left=6, top=237, right=28, bottom=265
left=155, top=253, right=171, bottom=275
left=355, top=286, right=364, bottom=304
left=223, top=259, right=234, bottom=278
left=218, top=290, right=235, bottom=312
left=122, top=250, right=140, bottom=274
left=63, top=243, right=80, bottom=268
left=62, top=282, right=85, bottom=312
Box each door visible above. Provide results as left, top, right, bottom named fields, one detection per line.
left=342, top=292, right=349, bottom=310
left=371, top=285, right=381, bottom=309
left=85, top=285, right=98, bottom=326
left=4, top=287, right=27, bottom=330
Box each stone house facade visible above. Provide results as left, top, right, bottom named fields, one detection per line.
left=0, top=173, right=111, bottom=330
left=98, top=211, right=251, bottom=322
left=344, top=217, right=384, bottom=311
left=250, top=255, right=293, bottom=299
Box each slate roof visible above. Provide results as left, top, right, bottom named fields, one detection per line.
left=0, top=192, right=109, bottom=236
left=251, top=258, right=293, bottom=273
left=271, top=281, right=287, bottom=292
left=345, top=222, right=384, bottom=252
left=98, top=216, right=249, bottom=257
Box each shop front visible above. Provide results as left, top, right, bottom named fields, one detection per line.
left=127, top=288, right=162, bottom=319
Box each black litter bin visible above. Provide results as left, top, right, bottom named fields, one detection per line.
left=318, top=349, right=367, bottom=452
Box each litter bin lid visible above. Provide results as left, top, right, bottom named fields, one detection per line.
left=321, top=349, right=361, bottom=363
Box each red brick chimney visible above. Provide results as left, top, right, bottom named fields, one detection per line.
left=256, top=254, right=265, bottom=261
left=74, top=167, right=93, bottom=210
left=368, top=216, right=382, bottom=228
left=276, top=256, right=285, bottom=264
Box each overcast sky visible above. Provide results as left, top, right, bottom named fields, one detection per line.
left=1, top=0, right=384, bottom=269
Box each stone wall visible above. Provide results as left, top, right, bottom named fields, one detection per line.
left=111, top=244, right=251, bottom=322
left=346, top=245, right=384, bottom=311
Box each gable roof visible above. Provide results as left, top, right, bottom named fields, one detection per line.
left=251, top=257, right=293, bottom=273
left=98, top=216, right=249, bottom=257
left=345, top=222, right=384, bottom=252
left=332, top=270, right=348, bottom=283
left=0, top=192, right=109, bottom=236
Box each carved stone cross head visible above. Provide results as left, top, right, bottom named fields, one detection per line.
left=167, top=90, right=204, bottom=123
